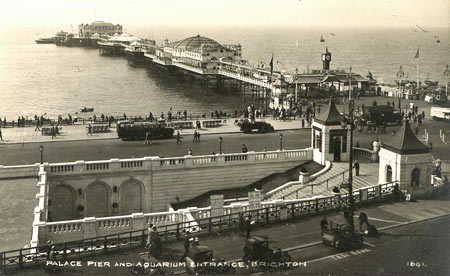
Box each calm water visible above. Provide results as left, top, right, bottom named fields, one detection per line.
left=0, top=25, right=449, bottom=119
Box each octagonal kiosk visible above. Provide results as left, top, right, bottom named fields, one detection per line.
left=379, top=120, right=432, bottom=197
left=312, top=100, right=350, bottom=165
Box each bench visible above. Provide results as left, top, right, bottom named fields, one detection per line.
left=86, top=125, right=110, bottom=134
left=168, top=121, right=194, bottom=129
left=202, top=120, right=221, bottom=128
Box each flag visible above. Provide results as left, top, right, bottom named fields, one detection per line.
left=415, top=48, right=420, bottom=59
left=269, top=54, right=274, bottom=75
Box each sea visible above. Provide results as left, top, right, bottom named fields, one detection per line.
left=0, top=25, right=449, bottom=120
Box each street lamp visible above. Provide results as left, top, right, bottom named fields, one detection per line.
left=444, top=64, right=450, bottom=96
left=39, top=145, right=44, bottom=164
left=219, top=136, right=223, bottom=154
left=340, top=97, right=355, bottom=234
left=347, top=67, right=352, bottom=100
left=279, top=133, right=283, bottom=150
left=396, top=66, right=405, bottom=112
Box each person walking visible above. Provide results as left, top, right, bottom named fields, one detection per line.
left=181, top=231, right=191, bottom=261
left=87, top=124, right=92, bottom=135
left=146, top=224, right=155, bottom=255
left=193, top=130, right=198, bottom=142
left=0, top=127, right=3, bottom=141
left=353, top=160, right=360, bottom=176
left=244, top=217, right=252, bottom=239
left=238, top=213, right=245, bottom=237
left=144, top=131, right=152, bottom=145
left=151, top=226, right=161, bottom=258
left=320, top=216, right=328, bottom=235
left=301, top=118, right=305, bottom=128
left=176, top=130, right=182, bottom=144
left=35, top=119, right=40, bottom=131
left=187, top=148, right=193, bottom=155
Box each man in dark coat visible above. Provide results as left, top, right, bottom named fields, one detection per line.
left=238, top=213, right=245, bottom=237
left=353, top=160, right=360, bottom=176
left=320, top=216, right=328, bottom=234
left=180, top=231, right=190, bottom=261
left=244, top=217, right=252, bottom=239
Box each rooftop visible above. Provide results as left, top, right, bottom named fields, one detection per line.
left=382, top=120, right=430, bottom=154
left=172, top=35, right=222, bottom=51
left=314, top=100, right=342, bottom=126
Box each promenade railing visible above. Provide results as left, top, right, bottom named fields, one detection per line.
left=0, top=181, right=399, bottom=272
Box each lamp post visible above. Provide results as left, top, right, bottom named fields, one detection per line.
left=39, top=145, right=44, bottom=164
left=340, top=91, right=355, bottom=234
left=444, top=64, right=450, bottom=96
left=279, top=133, right=283, bottom=150
left=219, top=136, right=223, bottom=154
left=347, top=67, right=352, bottom=101
left=396, top=66, right=405, bottom=112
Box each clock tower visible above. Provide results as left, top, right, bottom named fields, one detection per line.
left=322, top=47, right=332, bottom=72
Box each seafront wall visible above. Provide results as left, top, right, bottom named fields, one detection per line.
left=46, top=149, right=313, bottom=220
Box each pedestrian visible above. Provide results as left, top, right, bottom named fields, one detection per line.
left=414, top=125, right=419, bottom=135
left=151, top=226, right=161, bottom=257
left=183, top=109, right=187, bottom=120
left=353, top=160, right=360, bottom=176
left=144, top=131, right=151, bottom=145
left=193, top=130, right=198, bottom=142
left=35, top=119, right=40, bottom=131
left=146, top=224, right=155, bottom=255
left=244, top=217, right=252, bottom=239
left=358, top=212, right=368, bottom=231
left=176, top=130, right=182, bottom=144
left=320, top=216, right=328, bottom=234
left=188, top=148, right=193, bottom=155
left=197, top=130, right=201, bottom=141
left=51, top=126, right=56, bottom=139
left=181, top=231, right=190, bottom=261
left=46, top=244, right=57, bottom=273
left=242, top=144, right=248, bottom=153
left=301, top=118, right=305, bottom=128
left=0, top=127, right=3, bottom=141
left=238, top=212, right=245, bottom=237
left=88, top=124, right=92, bottom=135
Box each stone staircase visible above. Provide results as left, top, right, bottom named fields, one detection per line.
left=266, top=162, right=379, bottom=200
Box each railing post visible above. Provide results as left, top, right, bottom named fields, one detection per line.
left=315, top=199, right=319, bottom=213
left=19, top=249, right=23, bottom=269
left=266, top=207, right=269, bottom=224
left=176, top=223, right=180, bottom=241
left=103, top=236, right=108, bottom=253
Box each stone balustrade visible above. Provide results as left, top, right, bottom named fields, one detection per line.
left=37, top=209, right=189, bottom=244
left=0, top=164, right=40, bottom=179
left=353, top=147, right=379, bottom=162
left=46, top=149, right=313, bottom=176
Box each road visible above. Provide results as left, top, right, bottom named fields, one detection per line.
left=280, top=215, right=450, bottom=276
left=1, top=118, right=449, bottom=166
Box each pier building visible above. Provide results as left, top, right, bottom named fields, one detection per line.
left=78, top=21, right=123, bottom=38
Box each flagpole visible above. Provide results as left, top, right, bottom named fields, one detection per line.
left=417, top=47, right=420, bottom=92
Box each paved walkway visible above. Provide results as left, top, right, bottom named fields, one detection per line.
left=0, top=117, right=304, bottom=144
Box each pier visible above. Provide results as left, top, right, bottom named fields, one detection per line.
left=95, top=34, right=375, bottom=110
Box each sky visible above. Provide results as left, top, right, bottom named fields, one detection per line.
left=0, top=0, right=449, bottom=29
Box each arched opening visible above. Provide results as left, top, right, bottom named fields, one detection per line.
left=386, top=165, right=393, bottom=183
left=411, top=168, right=420, bottom=187
left=49, top=185, right=75, bottom=221
left=119, top=180, right=143, bottom=215
left=85, top=182, right=110, bottom=217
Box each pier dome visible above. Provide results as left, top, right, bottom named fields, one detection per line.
left=173, top=35, right=222, bottom=50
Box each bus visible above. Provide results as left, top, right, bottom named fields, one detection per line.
left=431, top=106, right=450, bottom=121
left=117, top=121, right=174, bottom=140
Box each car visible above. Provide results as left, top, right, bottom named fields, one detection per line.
left=186, top=246, right=235, bottom=275
left=242, top=236, right=291, bottom=268
left=322, top=222, right=363, bottom=251
left=240, top=121, right=274, bottom=134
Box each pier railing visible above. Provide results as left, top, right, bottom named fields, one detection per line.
left=47, top=149, right=313, bottom=176
left=0, top=181, right=399, bottom=272
left=218, top=70, right=274, bottom=89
